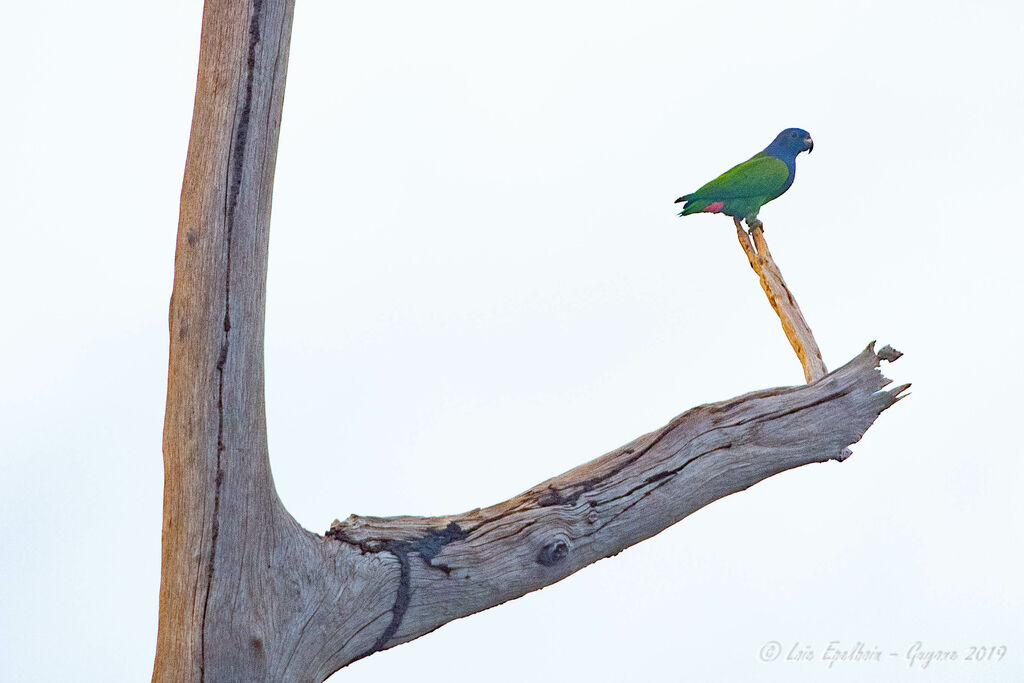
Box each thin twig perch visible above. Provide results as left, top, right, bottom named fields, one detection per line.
left=734, top=217, right=827, bottom=383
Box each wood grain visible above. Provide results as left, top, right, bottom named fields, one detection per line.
left=154, top=0, right=299, bottom=679
left=325, top=343, right=907, bottom=665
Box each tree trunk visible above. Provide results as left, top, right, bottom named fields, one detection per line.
left=153, top=1, right=907, bottom=680
left=155, top=0, right=300, bottom=678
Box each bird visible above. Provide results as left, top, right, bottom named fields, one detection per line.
left=675, top=128, right=813, bottom=231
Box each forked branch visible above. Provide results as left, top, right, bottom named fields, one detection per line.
left=153, top=0, right=909, bottom=679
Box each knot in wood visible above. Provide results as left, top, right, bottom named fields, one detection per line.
left=537, top=539, right=570, bottom=567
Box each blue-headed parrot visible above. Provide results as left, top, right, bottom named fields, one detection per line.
left=675, top=128, right=814, bottom=230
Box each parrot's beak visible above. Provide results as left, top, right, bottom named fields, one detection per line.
left=805, top=136, right=814, bottom=154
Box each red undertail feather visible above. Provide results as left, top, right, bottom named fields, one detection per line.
left=703, top=201, right=725, bottom=213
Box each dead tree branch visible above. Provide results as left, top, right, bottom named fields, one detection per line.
left=326, top=344, right=906, bottom=663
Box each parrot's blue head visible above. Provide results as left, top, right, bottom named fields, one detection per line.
left=765, top=128, right=814, bottom=158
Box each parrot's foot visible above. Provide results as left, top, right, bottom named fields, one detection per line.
left=745, top=217, right=763, bottom=233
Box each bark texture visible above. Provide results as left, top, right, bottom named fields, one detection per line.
left=154, top=1, right=908, bottom=680
left=735, top=218, right=828, bottom=383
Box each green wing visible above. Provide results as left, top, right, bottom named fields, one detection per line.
left=690, top=154, right=789, bottom=200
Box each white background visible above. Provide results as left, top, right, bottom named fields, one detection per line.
left=2, top=1, right=1022, bottom=681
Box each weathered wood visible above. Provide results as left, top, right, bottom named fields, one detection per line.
left=154, top=1, right=908, bottom=680
left=325, top=343, right=906, bottom=664
left=734, top=218, right=828, bottom=383
left=155, top=0, right=300, bottom=679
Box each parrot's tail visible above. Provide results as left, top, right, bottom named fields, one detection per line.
left=675, top=193, right=695, bottom=217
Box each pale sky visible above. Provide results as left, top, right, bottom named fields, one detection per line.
left=2, top=1, right=1022, bottom=681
